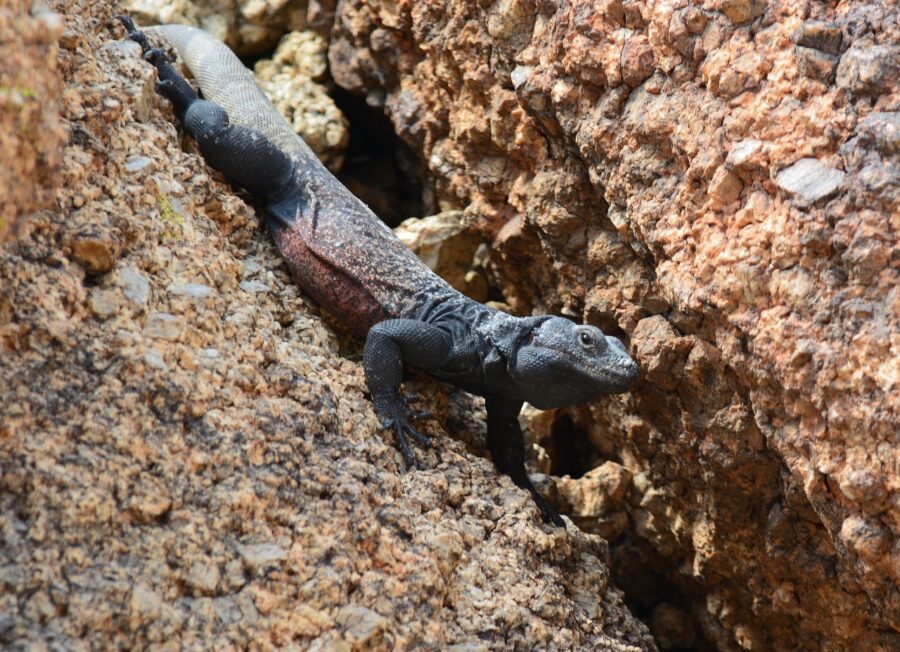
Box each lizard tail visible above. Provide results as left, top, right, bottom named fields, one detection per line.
left=145, top=25, right=321, bottom=172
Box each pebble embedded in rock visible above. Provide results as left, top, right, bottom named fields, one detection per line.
left=857, top=112, right=900, bottom=155
left=72, top=229, right=120, bottom=274
left=187, top=561, right=221, bottom=595
left=117, top=265, right=150, bottom=307
left=726, top=139, right=764, bottom=170
left=336, top=604, right=389, bottom=646
left=836, top=45, right=900, bottom=96
left=89, top=288, right=120, bottom=319
left=775, top=158, right=846, bottom=204
left=718, top=0, right=767, bottom=24
left=143, top=312, right=182, bottom=341
left=237, top=542, right=287, bottom=572
left=239, top=279, right=269, bottom=293
left=144, top=348, right=168, bottom=371
left=792, top=20, right=842, bottom=55
left=708, top=167, right=743, bottom=204
left=167, top=282, right=215, bottom=300
left=124, top=155, right=152, bottom=173
left=796, top=46, right=838, bottom=83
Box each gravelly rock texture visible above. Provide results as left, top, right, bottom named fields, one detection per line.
left=323, top=0, right=899, bottom=650
left=124, top=0, right=309, bottom=54
left=0, top=1, right=655, bottom=650
left=0, top=1, right=65, bottom=244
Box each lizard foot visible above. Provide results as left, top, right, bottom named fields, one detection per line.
left=117, top=15, right=151, bottom=52
left=397, top=392, right=434, bottom=422
left=375, top=393, right=433, bottom=469
left=531, top=491, right=565, bottom=528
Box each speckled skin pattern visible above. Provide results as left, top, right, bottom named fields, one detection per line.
left=122, top=19, right=638, bottom=526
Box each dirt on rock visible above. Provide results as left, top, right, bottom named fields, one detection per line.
left=0, top=1, right=656, bottom=650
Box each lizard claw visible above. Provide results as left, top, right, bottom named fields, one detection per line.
left=533, top=493, right=565, bottom=527
left=376, top=392, right=433, bottom=469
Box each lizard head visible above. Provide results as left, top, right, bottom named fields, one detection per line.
left=510, top=317, right=638, bottom=409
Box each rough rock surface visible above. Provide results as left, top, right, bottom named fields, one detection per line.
left=0, top=1, right=655, bottom=650
left=124, top=0, right=308, bottom=54
left=0, top=1, right=65, bottom=244
left=325, top=0, right=899, bottom=650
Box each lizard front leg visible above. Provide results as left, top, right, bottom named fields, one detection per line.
left=363, top=319, right=453, bottom=467
left=485, top=395, right=565, bottom=527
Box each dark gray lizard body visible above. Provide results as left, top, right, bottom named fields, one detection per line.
left=120, top=18, right=639, bottom=526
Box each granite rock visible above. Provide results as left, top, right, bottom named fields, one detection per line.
left=324, top=0, right=900, bottom=649
left=0, top=2, right=655, bottom=650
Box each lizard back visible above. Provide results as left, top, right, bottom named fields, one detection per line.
left=149, top=25, right=453, bottom=334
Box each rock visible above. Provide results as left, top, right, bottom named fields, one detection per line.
left=239, top=279, right=269, bottom=293
left=237, top=542, right=287, bottom=572
left=775, top=158, right=846, bottom=204
left=717, top=0, right=767, bottom=24
left=708, top=167, right=743, bottom=205
left=123, top=0, right=309, bottom=56
left=143, top=312, right=182, bottom=341
left=130, top=584, right=162, bottom=626
left=857, top=112, right=900, bottom=155
left=89, top=288, right=121, bottom=319
left=335, top=604, right=388, bottom=647
left=836, top=45, right=900, bottom=96
left=143, top=348, right=168, bottom=371
left=796, top=46, right=838, bottom=84
left=394, top=211, right=489, bottom=302
left=621, top=35, right=655, bottom=88
left=71, top=228, right=120, bottom=274
left=186, top=561, right=220, bottom=595
left=117, top=265, right=151, bottom=307
left=124, top=154, right=152, bottom=173
left=0, top=1, right=64, bottom=244
left=792, top=20, right=842, bottom=55
left=649, top=603, right=696, bottom=650
left=725, top=139, right=764, bottom=171
left=167, top=282, right=215, bottom=300
left=326, top=0, right=899, bottom=649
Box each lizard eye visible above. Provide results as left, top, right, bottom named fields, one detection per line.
left=579, top=331, right=593, bottom=347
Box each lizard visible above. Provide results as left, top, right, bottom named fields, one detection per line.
left=117, top=17, right=639, bottom=526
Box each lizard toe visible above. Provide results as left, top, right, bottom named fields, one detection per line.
left=403, top=423, right=431, bottom=448
left=408, top=409, right=433, bottom=422
left=533, top=494, right=565, bottom=527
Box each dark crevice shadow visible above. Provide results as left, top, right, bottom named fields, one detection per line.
left=330, top=87, right=427, bottom=227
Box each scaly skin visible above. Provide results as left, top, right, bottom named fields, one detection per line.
left=119, top=17, right=639, bottom=526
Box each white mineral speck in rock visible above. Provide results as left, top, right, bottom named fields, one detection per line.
left=117, top=266, right=150, bottom=307
left=726, top=139, right=762, bottom=169
left=144, top=348, right=168, bottom=371
left=144, top=313, right=181, bottom=341
left=240, top=279, right=269, bottom=293
left=238, top=542, right=287, bottom=571
left=167, top=282, right=214, bottom=299
left=775, top=158, right=846, bottom=203
left=124, top=155, right=152, bottom=173
left=510, top=65, right=533, bottom=89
